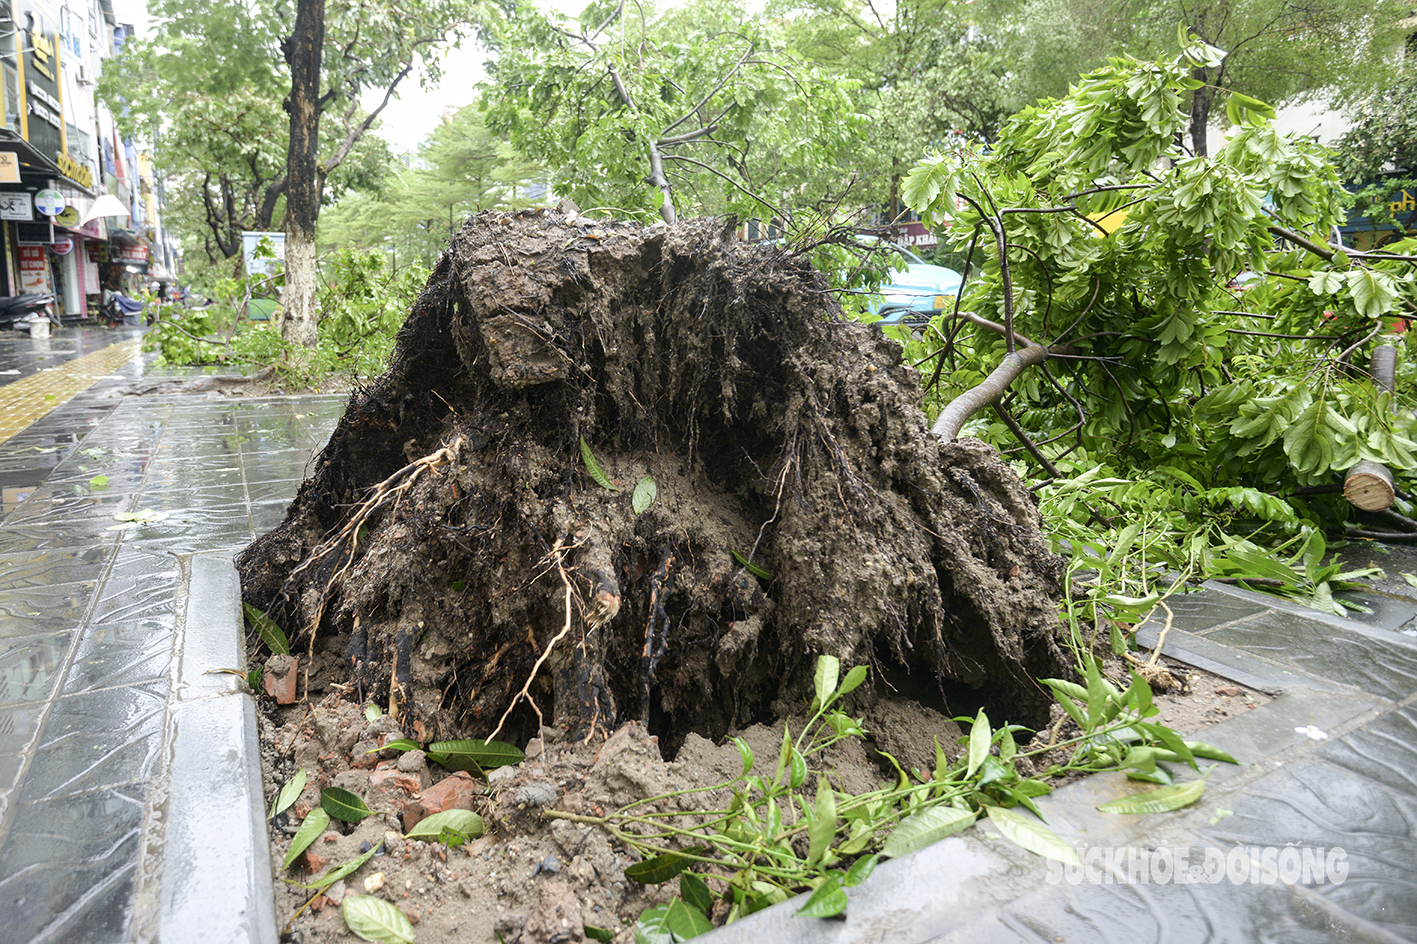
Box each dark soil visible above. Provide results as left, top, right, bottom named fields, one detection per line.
left=239, top=209, right=1093, bottom=942
left=238, top=211, right=1073, bottom=752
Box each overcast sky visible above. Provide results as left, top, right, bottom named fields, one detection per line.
left=107, top=0, right=562, bottom=156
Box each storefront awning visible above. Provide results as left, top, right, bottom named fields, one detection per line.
left=0, top=130, right=64, bottom=182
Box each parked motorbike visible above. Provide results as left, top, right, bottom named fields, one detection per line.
left=102, top=293, right=147, bottom=326
left=0, top=293, right=56, bottom=330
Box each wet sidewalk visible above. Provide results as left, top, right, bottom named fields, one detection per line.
left=708, top=573, right=1417, bottom=942
left=0, top=326, right=344, bottom=942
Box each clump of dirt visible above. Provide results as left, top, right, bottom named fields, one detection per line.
left=238, top=211, right=1074, bottom=757
left=258, top=658, right=1266, bottom=944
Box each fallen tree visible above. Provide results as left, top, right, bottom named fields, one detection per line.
left=239, top=212, right=1072, bottom=750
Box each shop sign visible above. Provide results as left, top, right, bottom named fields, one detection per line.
left=54, top=205, right=79, bottom=227
left=0, top=192, right=32, bottom=221
left=50, top=236, right=73, bottom=255
left=34, top=189, right=65, bottom=216
left=18, top=244, right=51, bottom=293
left=55, top=153, right=94, bottom=190
left=104, top=243, right=148, bottom=264
left=0, top=152, right=19, bottom=184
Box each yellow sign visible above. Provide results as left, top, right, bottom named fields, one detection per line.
left=29, top=29, right=55, bottom=81
left=54, top=205, right=79, bottom=227
left=0, top=152, right=18, bottom=183
left=1392, top=190, right=1416, bottom=214
left=55, top=152, right=93, bottom=189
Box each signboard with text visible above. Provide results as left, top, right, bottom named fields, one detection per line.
left=18, top=244, right=50, bottom=292
left=0, top=151, right=19, bottom=183
left=0, top=192, right=32, bottom=221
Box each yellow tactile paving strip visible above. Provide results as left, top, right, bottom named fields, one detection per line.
left=0, top=338, right=143, bottom=446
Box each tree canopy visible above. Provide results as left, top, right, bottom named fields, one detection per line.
left=484, top=0, right=865, bottom=225
left=897, top=40, right=1417, bottom=611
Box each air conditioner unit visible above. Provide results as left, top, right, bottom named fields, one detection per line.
left=75, top=64, right=93, bottom=86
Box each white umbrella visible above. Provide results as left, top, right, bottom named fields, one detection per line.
left=80, top=192, right=131, bottom=227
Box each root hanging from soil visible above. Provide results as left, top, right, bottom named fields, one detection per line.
left=238, top=211, right=1073, bottom=753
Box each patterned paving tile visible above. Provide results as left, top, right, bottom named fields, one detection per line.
left=61, top=621, right=174, bottom=696
left=0, top=340, right=142, bottom=447
left=1204, top=612, right=1417, bottom=701
left=17, top=682, right=166, bottom=802
left=0, top=630, right=73, bottom=706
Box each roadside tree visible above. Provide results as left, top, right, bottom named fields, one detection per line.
left=901, top=41, right=1417, bottom=610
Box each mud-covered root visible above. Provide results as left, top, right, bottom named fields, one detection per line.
left=238, top=210, right=1073, bottom=751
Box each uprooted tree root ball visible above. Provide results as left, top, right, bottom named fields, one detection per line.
left=238, top=211, right=1073, bottom=753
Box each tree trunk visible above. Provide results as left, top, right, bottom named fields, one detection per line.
left=1189, top=69, right=1211, bottom=158
left=238, top=213, right=1074, bottom=753
left=280, top=0, right=326, bottom=349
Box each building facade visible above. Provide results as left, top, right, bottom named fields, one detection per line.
left=0, top=0, right=169, bottom=319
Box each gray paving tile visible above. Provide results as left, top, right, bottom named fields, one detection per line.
left=61, top=620, right=174, bottom=695
left=250, top=501, right=292, bottom=534
left=1196, top=756, right=1417, bottom=941
left=1317, top=702, right=1417, bottom=801
left=18, top=682, right=165, bottom=802
left=0, top=630, right=73, bottom=705
left=0, top=549, right=110, bottom=590
left=243, top=478, right=301, bottom=504
left=1203, top=611, right=1417, bottom=701
left=0, top=524, right=121, bottom=553
left=0, top=700, right=46, bottom=755
left=2, top=784, right=144, bottom=877
left=88, top=556, right=178, bottom=626
left=0, top=582, right=96, bottom=624
left=148, top=463, right=246, bottom=489
left=0, top=830, right=138, bottom=944
left=1139, top=589, right=1271, bottom=634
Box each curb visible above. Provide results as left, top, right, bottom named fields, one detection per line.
left=140, top=553, right=277, bottom=944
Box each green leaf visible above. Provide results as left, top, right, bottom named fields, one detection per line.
left=882, top=806, right=976, bottom=858
left=679, top=872, right=714, bottom=914
left=795, top=873, right=849, bottom=918
left=295, top=841, right=384, bottom=890
left=813, top=655, right=840, bottom=710
left=282, top=807, right=330, bottom=869
left=843, top=853, right=878, bottom=887
left=625, top=848, right=703, bottom=884
left=805, top=773, right=837, bottom=868
left=342, top=895, right=414, bottom=944
left=580, top=436, right=619, bottom=491
left=363, top=703, right=382, bottom=722
left=426, top=738, right=524, bottom=770
left=244, top=603, right=290, bottom=656
left=663, top=898, right=714, bottom=938
left=271, top=768, right=306, bottom=820
left=730, top=736, right=753, bottom=776
left=837, top=664, right=868, bottom=697
left=985, top=806, right=1079, bottom=865
left=405, top=808, right=485, bottom=842
left=634, top=904, right=676, bottom=944
left=367, top=738, right=421, bottom=754
left=321, top=786, right=375, bottom=823
left=586, top=925, right=616, bottom=943
left=89, top=474, right=109, bottom=488
left=731, top=549, right=772, bottom=580
left=632, top=476, right=657, bottom=514
left=789, top=747, right=807, bottom=789
left=1183, top=740, right=1238, bottom=765
left=967, top=709, right=990, bottom=779
left=1097, top=772, right=1209, bottom=814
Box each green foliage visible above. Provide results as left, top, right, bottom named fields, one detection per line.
left=318, top=105, right=548, bottom=267
left=145, top=249, right=426, bottom=389
left=575, top=655, right=1230, bottom=933
left=484, top=0, right=865, bottom=223
left=899, top=49, right=1417, bottom=614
